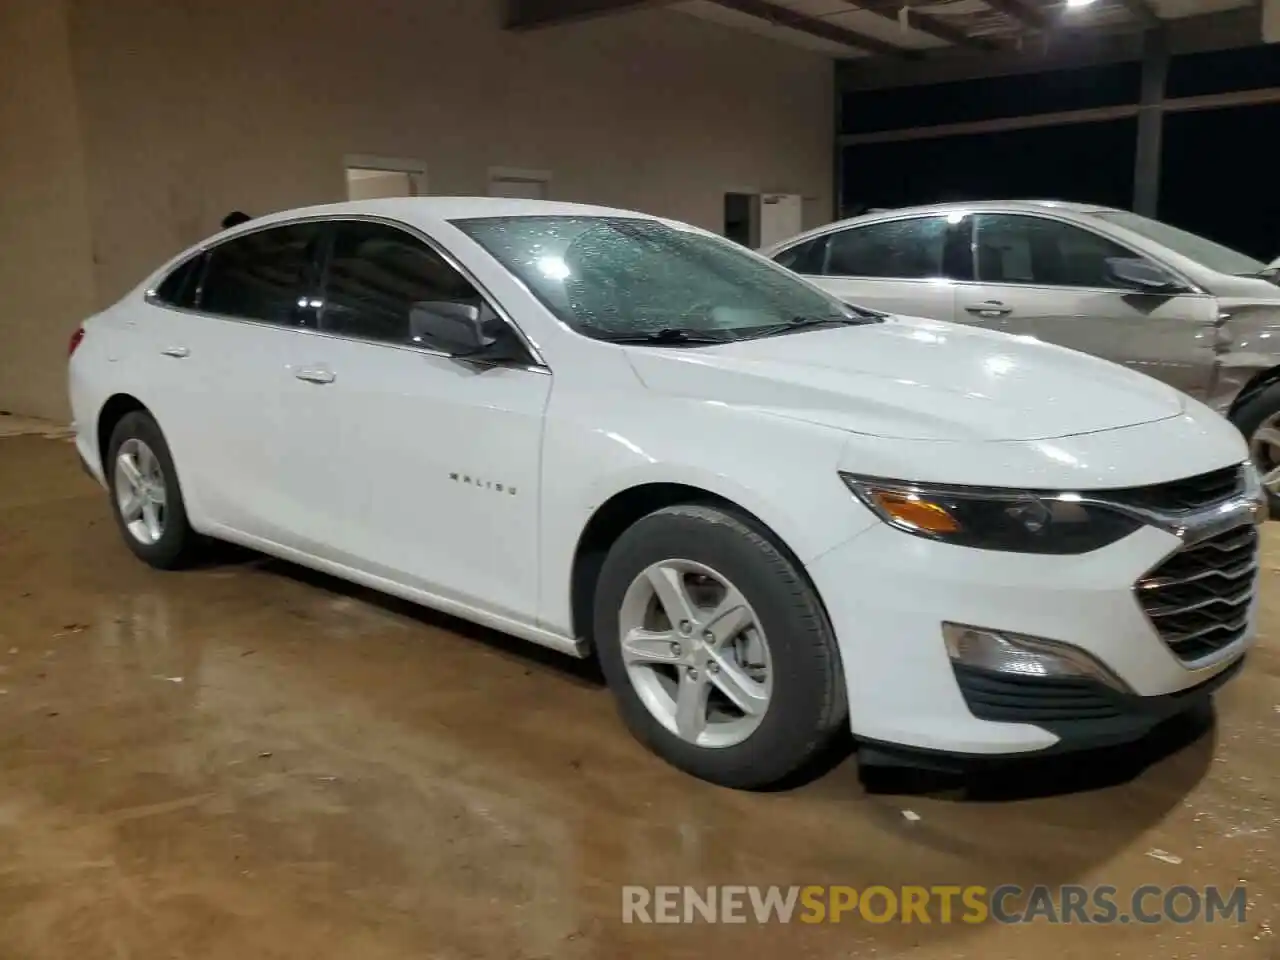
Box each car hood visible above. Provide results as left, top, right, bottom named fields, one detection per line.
left=623, top=315, right=1186, bottom=442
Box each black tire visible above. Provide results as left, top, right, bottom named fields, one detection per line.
left=1229, top=382, right=1280, bottom=518
left=593, top=503, right=846, bottom=789
left=105, top=411, right=203, bottom=569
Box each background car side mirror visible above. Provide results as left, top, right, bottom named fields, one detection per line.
left=409, top=301, right=497, bottom=356
left=1105, top=257, right=1186, bottom=293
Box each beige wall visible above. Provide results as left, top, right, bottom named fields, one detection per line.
left=1, top=0, right=833, bottom=419
left=0, top=0, right=97, bottom=421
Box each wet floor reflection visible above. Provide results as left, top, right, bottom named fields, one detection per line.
left=0, top=435, right=1276, bottom=959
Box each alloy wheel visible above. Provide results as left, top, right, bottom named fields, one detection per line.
left=114, top=438, right=167, bottom=545
left=1250, top=412, right=1280, bottom=495
left=617, top=559, right=772, bottom=748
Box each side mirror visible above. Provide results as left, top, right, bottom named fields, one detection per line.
left=409, top=301, right=496, bottom=356
left=1105, top=257, right=1185, bottom=293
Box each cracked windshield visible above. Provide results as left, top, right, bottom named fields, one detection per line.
left=456, top=215, right=866, bottom=344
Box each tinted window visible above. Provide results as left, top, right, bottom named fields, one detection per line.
left=973, top=214, right=1136, bottom=288
left=825, top=217, right=948, bottom=279
left=200, top=223, right=320, bottom=324
left=152, top=254, right=204, bottom=308
left=320, top=221, right=482, bottom=346
left=773, top=235, right=829, bottom=275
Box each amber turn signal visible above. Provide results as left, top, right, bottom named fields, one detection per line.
left=867, top=491, right=961, bottom=534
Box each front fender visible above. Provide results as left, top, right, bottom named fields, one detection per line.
left=535, top=396, right=877, bottom=636
left=1212, top=302, right=1280, bottom=414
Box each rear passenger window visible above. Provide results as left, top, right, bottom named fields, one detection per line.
left=320, top=221, right=483, bottom=346
left=152, top=255, right=205, bottom=309
left=824, top=217, right=949, bottom=279
left=199, top=223, right=321, bottom=324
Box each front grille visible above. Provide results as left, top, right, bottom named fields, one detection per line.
left=1107, top=466, right=1243, bottom=514
left=1136, top=525, right=1259, bottom=663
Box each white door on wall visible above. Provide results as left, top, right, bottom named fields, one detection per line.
left=758, top=194, right=803, bottom=250
left=343, top=155, right=427, bottom=200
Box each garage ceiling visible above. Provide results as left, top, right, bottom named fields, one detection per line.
left=507, top=0, right=1263, bottom=59
left=678, top=0, right=1260, bottom=57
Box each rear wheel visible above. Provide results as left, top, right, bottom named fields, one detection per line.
left=594, top=504, right=846, bottom=789
left=106, top=411, right=202, bottom=568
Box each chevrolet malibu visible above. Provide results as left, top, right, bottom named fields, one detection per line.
left=69, top=198, right=1265, bottom=789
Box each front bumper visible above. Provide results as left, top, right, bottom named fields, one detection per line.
left=947, top=654, right=1243, bottom=753
left=808, top=519, right=1257, bottom=756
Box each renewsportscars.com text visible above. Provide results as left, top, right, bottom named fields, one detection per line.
left=621, top=884, right=1248, bottom=925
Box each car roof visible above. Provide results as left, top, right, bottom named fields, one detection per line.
left=853, top=199, right=1115, bottom=217
left=762, top=199, right=1120, bottom=252
left=231, top=196, right=658, bottom=233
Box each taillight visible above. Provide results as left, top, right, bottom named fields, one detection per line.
left=68, top=326, right=85, bottom=357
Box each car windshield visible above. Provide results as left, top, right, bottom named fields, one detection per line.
left=1090, top=210, right=1267, bottom=276
left=452, top=215, right=864, bottom=343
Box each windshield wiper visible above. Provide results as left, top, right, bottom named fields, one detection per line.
left=745, top=314, right=871, bottom=340
left=596, top=327, right=731, bottom=345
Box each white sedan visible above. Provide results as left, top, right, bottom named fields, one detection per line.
left=69, top=198, right=1264, bottom=788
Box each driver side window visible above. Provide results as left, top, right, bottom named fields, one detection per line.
left=320, top=220, right=486, bottom=349
left=972, top=214, right=1144, bottom=289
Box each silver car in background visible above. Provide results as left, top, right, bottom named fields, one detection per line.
left=764, top=201, right=1280, bottom=506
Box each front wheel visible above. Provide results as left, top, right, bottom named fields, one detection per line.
left=1231, top=382, right=1280, bottom=517
left=593, top=504, right=846, bottom=789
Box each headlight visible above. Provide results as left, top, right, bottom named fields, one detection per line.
left=840, top=473, right=1143, bottom=554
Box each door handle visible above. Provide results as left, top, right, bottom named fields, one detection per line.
left=963, top=301, right=1012, bottom=318
left=160, top=346, right=190, bottom=358
left=294, top=367, right=335, bottom=384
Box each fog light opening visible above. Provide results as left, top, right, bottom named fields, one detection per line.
left=942, top=623, right=1129, bottom=692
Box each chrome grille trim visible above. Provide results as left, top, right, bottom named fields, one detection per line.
left=1135, top=523, right=1260, bottom=667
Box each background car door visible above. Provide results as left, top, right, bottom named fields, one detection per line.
left=141, top=222, right=324, bottom=541
left=269, top=218, right=550, bottom=621
left=773, top=214, right=962, bottom=320
left=956, top=212, right=1220, bottom=397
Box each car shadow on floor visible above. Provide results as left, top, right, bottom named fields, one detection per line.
left=208, top=545, right=1218, bottom=804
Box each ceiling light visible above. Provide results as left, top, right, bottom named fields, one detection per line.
left=1066, top=0, right=1098, bottom=7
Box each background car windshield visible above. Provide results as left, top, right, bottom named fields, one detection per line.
left=454, top=216, right=853, bottom=340
left=1091, top=210, right=1266, bottom=276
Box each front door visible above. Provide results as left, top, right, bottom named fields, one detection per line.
left=271, top=218, right=551, bottom=622
left=958, top=212, right=1219, bottom=398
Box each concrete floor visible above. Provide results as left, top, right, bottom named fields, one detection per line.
left=0, top=431, right=1277, bottom=959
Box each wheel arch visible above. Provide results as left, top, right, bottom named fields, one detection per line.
left=1227, top=364, right=1280, bottom=420
left=568, top=481, right=831, bottom=657
left=96, top=393, right=153, bottom=470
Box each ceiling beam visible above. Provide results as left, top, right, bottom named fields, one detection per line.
left=707, top=0, right=917, bottom=57
left=505, top=0, right=668, bottom=30
left=853, top=0, right=1001, bottom=51
left=981, top=0, right=1048, bottom=31
left=1115, top=0, right=1163, bottom=29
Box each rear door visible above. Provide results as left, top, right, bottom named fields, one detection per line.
left=957, top=212, right=1219, bottom=397
left=772, top=215, right=963, bottom=320
left=138, top=222, right=324, bottom=539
